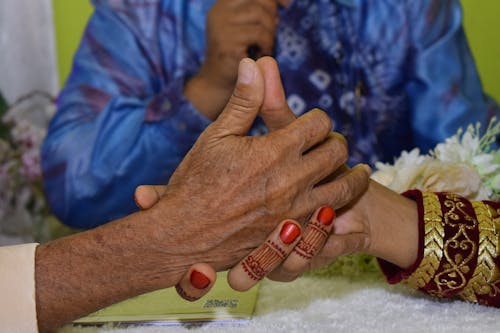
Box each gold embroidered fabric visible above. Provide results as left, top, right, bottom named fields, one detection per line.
left=432, top=194, right=477, bottom=298
left=403, top=192, right=500, bottom=306
left=405, top=193, right=444, bottom=289
left=459, top=202, right=499, bottom=302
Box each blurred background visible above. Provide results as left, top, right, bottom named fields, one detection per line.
left=2, top=0, right=499, bottom=104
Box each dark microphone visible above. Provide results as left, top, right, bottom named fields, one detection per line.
left=247, top=44, right=261, bottom=60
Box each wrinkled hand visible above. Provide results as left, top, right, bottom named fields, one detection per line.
left=149, top=58, right=368, bottom=273
left=137, top=57, right=372, bottom=300
left=136, top=186, right=339, bottom=297
left=185, top=0, right=290, bottom=119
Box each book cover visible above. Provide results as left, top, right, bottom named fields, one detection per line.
left=74, top=272, right=259, bottom=326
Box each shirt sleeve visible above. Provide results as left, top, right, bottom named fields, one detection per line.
left=379, top=190, right=500, bottom=307
left=41, top=1, right=211, bottom=228
left=0, top=243, right=39, bottom=332
left=404, top=0, right=495, bottom=153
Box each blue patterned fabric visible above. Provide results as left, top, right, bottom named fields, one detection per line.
left=42, top=0, right=497, bottom=228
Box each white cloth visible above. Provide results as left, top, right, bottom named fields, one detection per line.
left=59, top=275, right=500, bottom=333
left=0, top=0, right=58, bottom=104
left=0, top=243, right=38, bottom=333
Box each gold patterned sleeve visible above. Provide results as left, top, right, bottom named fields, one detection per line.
left=377, top=190, right=500, bottom=307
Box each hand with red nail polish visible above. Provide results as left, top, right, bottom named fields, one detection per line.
left=228, top=220, right=302, bottom=291
left=225, top=205, right=337, bottom=287
left=175, top=264, right=216, bottom=302
left=279, top=221, right=302, bottom=245
left=263, top=180, right=420, bottom=283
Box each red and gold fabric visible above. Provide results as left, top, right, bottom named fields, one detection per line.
left=379, top=190, right=500, bottom=307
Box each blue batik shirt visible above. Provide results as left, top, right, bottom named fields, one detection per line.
left=42, top=0, right=497, bottom=228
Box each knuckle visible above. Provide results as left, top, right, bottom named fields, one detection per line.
left=363, top=236, right=372, bottom=253
left=263, top=174, right=296, bottom=214
left=307, top=189, right=322, bottom=211
left=273, top=128, right=302, bottom=151
left=332, top=239, right=348, bottom=256
left=319, top=140, right=343, bottom=166
left=230, top=86, right=260, bottom=111
left=352, top=237, right=365, bottom=253
left=310, top=108, right=332, bottom=134
left=329, top=133, right=349, bottom=162
left=334, top=179, right=355, bottom=206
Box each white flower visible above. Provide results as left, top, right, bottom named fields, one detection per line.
left=418, top=162, right=487, bottom=200
left=373, top=118, right=499, bottom=201
left=371, top=148, right=432, bottom=193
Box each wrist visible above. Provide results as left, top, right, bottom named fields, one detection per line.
left=365, top=181, right=419, bottom=269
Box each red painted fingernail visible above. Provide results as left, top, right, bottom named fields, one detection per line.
left=318, top=206, right=335, bottom=226
left=190, top=270, right=210, bottom=290
left=279, top=221, right=301, bottom=245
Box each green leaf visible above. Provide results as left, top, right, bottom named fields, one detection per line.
left=0, top=92, right=10, bottom=140
left=0, top=92, right=7, bottom=115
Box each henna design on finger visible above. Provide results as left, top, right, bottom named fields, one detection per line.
left=293, top=221, right=328, bottom=259
left=175, top=285, right=199, bottom=302
left=242, top=240, right=287, bottom=281
left=293, top=207, right=334, bottom=260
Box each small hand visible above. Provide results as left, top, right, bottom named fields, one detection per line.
left=228, top=206, right=334, bottom=290
left=311, top=181, right=419, bottom=271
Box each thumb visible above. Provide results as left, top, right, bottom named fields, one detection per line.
left=257, top=56, right=297, bottom=132
left=134, top=185, right=167, bottom=210
left=212, top=58, right=264, bottom=137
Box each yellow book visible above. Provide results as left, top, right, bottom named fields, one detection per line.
left=74, top=272, right=259, bottom=326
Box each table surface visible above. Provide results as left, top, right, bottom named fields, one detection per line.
left=58, top=274, right=500, bottom=333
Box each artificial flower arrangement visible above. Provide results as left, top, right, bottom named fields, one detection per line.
left=372, top=118, right=499, bottom=202
left=314, top=118, right=500, bottom=279
left=0, top=91, right=56, bottom=243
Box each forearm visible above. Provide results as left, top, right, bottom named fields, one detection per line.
left=34, top=208, right=188, bottom=332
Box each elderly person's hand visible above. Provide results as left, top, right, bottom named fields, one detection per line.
left=35, top=58, right=370, bottom=332
left=136, top=57, right=372, bottom=299
left=184, top=0, right=290, bottom=120
left=154, top=58, right=368, bottom=267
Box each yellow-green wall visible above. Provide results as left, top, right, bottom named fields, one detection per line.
left=53, top=0, right=499, bottom=102
left=53, top=0, right=93, bottom=86
left=461, top=0, right=500, bottom=102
